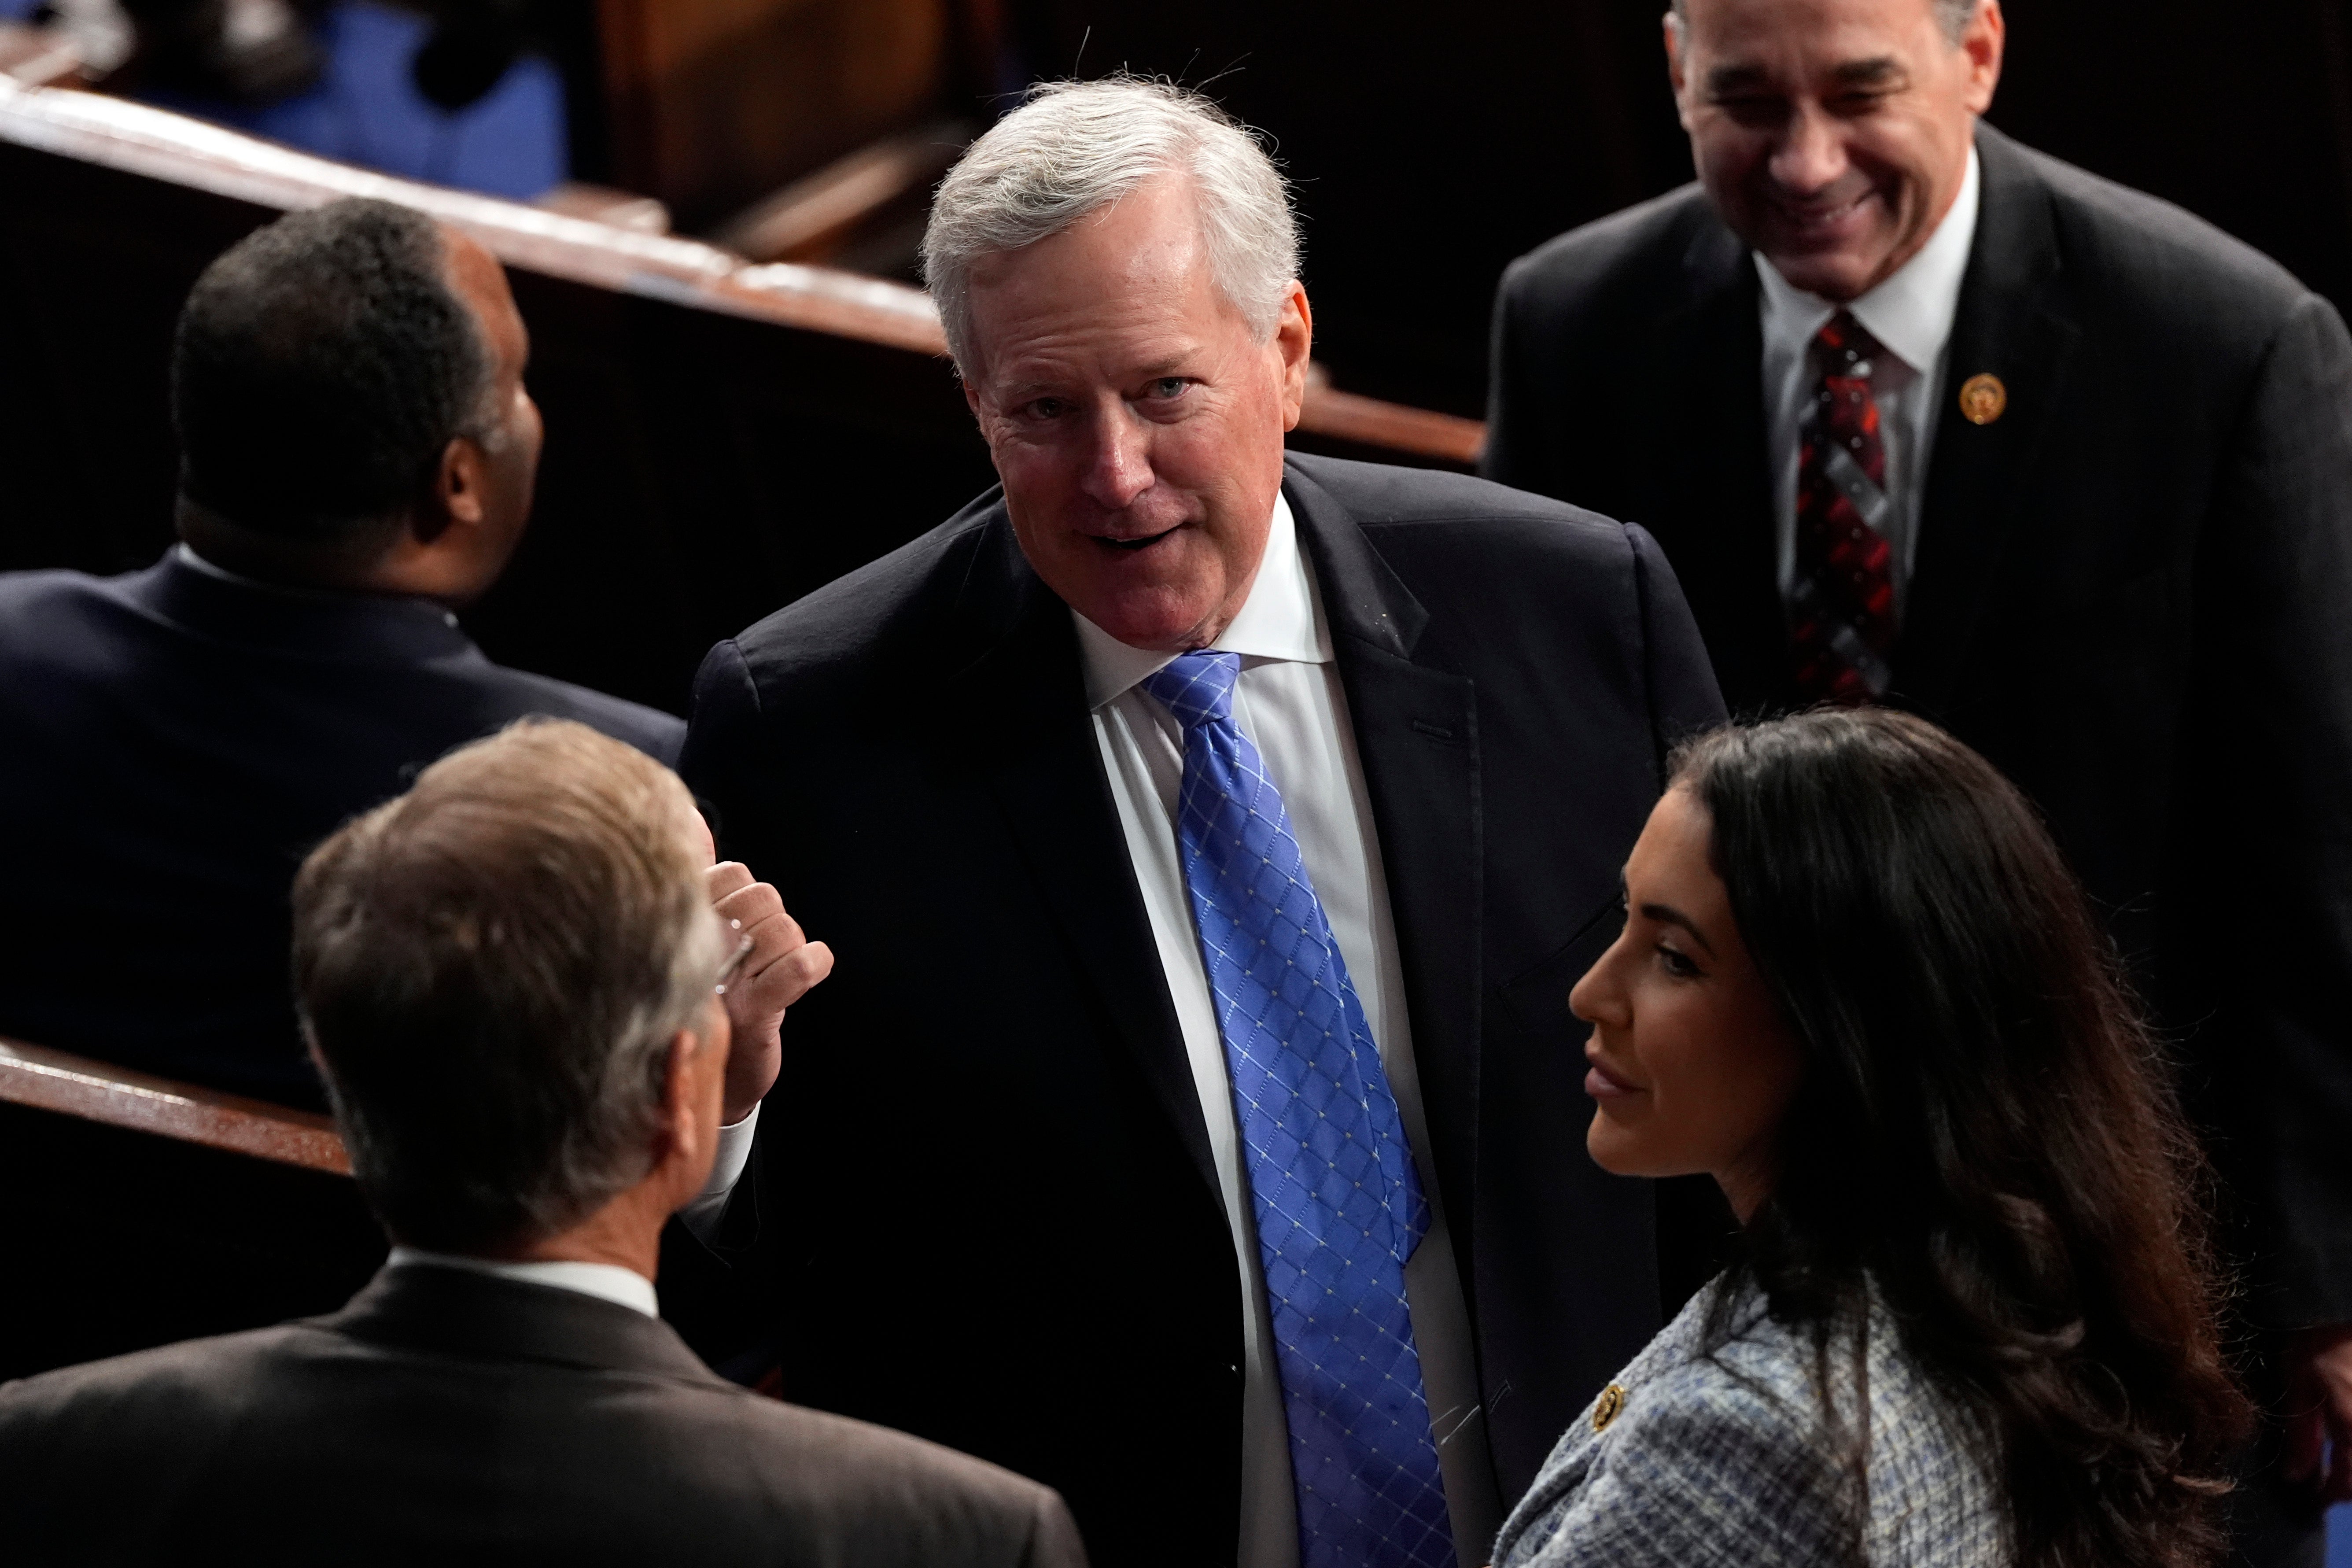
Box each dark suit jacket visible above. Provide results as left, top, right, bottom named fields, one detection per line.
left=680, top=451, right=1726, bottom=1562
left=0, top=1263, right=1084, bottom=1566
left=0, top=549, right=683, bottom=1106
left=1485, top=122, right=2352, bottom=1328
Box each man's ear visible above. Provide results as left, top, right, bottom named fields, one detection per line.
left=1959, top=0, right=2004, bottom=113
left=420, top=435, right=488, bottom=543
left=658, top=1027, right=703, bottom=1172
left=1663, top=11, right=1701, bottom=135
left=1276, top=282, right=1314, bottom=432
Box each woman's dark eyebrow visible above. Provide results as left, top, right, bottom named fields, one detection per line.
left=1637, top=901, right=1716, bottom=957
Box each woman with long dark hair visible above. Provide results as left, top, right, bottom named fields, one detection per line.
left=1493, top=708, right=2249, bottom=1568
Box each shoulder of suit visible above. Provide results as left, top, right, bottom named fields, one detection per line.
left=1290, top=452, right=1627, bottom=534
left=1497, top=182, right=1729, bottom=314
left=0, top=565, right=149, bottom=649
left=1604, top=1280, right=1991, bottom=1496
left=1287, top=452, right=1648, bottom=589
left=666, top=1383, right=1066, bottom=1521
left=465, top=663, right=687, bottom=764
left=711, top=487, right=1008, bottom=693
left=1994, top=132, right=2319, bottom=322
left=0, top=1320, right=319, bottom=1434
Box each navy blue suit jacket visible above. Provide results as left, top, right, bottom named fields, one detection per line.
left=681, top=453, right=1726, bottom=1564
left=0, top=549, right=683, bottom=1106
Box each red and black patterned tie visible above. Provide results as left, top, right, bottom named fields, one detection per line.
left=1789, top=311, right=1897, bottom=704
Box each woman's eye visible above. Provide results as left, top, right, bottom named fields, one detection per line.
left=1655, top=944, right=1701, bottom=979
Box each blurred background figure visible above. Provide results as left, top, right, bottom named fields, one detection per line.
left=0, top=718, right=1082, bottom=1568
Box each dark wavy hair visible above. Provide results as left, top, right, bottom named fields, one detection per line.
left=1672, top=708, right=2248, bottom=1568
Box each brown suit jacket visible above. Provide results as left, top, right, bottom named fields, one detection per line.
left=0, top=1263, right=1085, bottom=1567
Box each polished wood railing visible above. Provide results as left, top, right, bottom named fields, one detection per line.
left=0, top=1035, right=350, bottom=1176
left=0, top=75, right=1485, bottom=468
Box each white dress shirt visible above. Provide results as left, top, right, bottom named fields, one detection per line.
left=1076, top=494, right=1499, bottom=1568
left=386, top=1245, right=661, bottom=1317
left=1759, top=147, right=1981, bottom=610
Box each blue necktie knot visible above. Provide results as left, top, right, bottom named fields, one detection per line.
left=1142, top=650, right=1241, bottom=731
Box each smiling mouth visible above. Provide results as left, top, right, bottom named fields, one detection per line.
left=1776, top=188, right=1875, bottom=235
left=1094, top=524, right=1182, bottom=553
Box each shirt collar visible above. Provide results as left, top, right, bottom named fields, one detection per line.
left=386, top=1245, right=660, bottom=1318
left=1754, top=143, right=1981, bottom=376
left=1073, top=490, right=1331, bottom=711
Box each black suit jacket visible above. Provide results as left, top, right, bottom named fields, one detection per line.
left=0, top=550, right=683, bottom=1106
left=0, top=1264, right=1083, bottom=1566
left=681, top=452, right=1726, bottom=1562
left=1485, top=122, right=2352, bottom=1328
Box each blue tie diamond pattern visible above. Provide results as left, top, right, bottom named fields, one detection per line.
left=1142, top=652, right=1456, bottom=1568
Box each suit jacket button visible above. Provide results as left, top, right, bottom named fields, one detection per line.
left=1592, top=1383, right=1626, bottom=1432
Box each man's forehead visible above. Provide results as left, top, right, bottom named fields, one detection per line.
left=965, top=202, right=1237, bottom=385
left=1683, top=0, right=1943, bottom=56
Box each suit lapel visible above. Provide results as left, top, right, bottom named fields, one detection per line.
left=941, top=520, right=1220, bottom=1203
left=1639, top=227, right=1788, bottom=715
left=1284, top=461, right=1486, bottom=1275
left=1899, top=123, right=2083, bottom=712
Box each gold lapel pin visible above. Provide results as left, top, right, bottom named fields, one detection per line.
left=1592, top=1383, right=1627, bottom=1432
left=1958, top=372, right=2007, bottom=425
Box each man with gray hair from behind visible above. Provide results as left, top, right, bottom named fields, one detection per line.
left=680, top=77, right=1725, bottom=1568
left=0, top=719, right=1086, bottom=1568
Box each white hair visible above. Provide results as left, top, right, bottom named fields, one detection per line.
left=921, top=78, right=1300, bottom=375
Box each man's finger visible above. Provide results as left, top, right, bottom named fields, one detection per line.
left=741, top=939, right=834, bottom=1011
left=706, top=860, right=756, bottom=902
left=715, top=880, right=788, bottom=934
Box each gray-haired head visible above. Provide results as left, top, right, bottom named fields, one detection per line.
left=1666, top=0, right=1976, bottom=44
left=292, top=719, right=726, bottom=1253
left=921, top=78, right=1299, bottom=375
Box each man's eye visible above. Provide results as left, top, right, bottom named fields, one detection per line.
left=1146, top=378, right=1188, bottom=400
left=1023, top=398, right=1068, bottom=419
left=1712, top=95, right=1787, bottom=126
left=1830, top=90, right=1894, bottom=114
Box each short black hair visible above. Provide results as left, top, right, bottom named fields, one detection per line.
left=172, top=198, right=490, bottom=541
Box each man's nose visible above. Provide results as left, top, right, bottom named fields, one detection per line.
left=1768, top=103, right=1849, bottom=198
left=1078, top=406, right=1154, bottom=510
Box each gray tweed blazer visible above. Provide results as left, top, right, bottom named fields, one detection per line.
left=1491, top=1277, right=2009, bottom=1568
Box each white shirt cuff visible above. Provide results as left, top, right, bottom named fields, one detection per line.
left=678, top=1103, right=759, bottom=1242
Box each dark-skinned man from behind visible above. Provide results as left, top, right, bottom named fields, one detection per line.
left=1482, top=0, right=2352, bottom=1559
left=0, top=197, right=681, bottom=1108
left=0, top=719, right=1083, bottom=1568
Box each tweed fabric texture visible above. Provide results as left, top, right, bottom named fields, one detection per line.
left=1492, top=1276, right=2009, bottom=1568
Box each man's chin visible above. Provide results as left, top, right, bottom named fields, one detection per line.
left=1759, top=242, right=1891, bottom=304
left=1083, top=592, right=1218, bottom=653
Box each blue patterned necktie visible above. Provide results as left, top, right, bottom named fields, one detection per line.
left=1141, top=651, right=1456, bottom=1568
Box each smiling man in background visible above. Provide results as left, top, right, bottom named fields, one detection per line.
left=1483, top=1, right=2352, bottom=1560
left=681, top=78, right=1724, bottom=1568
